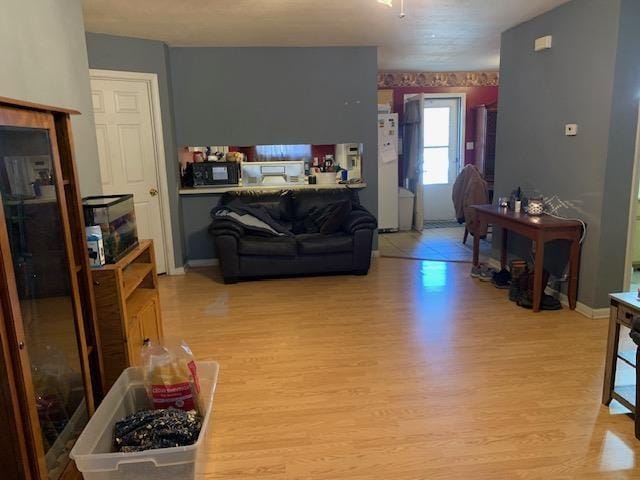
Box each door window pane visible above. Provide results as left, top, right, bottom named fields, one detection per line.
left=424, top=107, right=450, bottom=147
left=423, top=147, right=449, bottom=185
left=0, top=126, right=87, bottom=480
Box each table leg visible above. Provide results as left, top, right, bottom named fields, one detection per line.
left=603, top=306, right=619, bottom=405
left=567, top=239, right=580, bottom=310
left=500, top=228, right=508, bottom=270
left=532, top=237, right=545, bottom=312
left=473, top=231, right=480, bottom=267
left=636, top=347, right=640, bottom=439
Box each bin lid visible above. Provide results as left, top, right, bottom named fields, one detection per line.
left=398, top=187, right=415, bottom=198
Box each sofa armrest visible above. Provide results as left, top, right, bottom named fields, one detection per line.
left=352, top=229, right=373, bottom=274
left=342, top=208, right=377, bottom=234
left=209, top=220, right=245, bottom=239
left=214, top=235, right=240, bottom=283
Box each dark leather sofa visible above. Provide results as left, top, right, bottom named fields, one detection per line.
left=209, top=189, right=377, bottom=283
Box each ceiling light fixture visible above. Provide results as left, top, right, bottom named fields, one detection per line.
left=377, top=0, right=406, bottom=18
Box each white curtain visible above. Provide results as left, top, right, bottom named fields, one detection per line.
left=402, top=99, right=424, bottom=231
left=255, top=144, right=311, bottom=162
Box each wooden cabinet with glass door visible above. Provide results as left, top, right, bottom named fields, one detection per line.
left=0, top=97, right=103, bottom=480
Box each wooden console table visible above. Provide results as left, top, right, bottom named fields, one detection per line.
left=470, top=205, right=583, bottom=312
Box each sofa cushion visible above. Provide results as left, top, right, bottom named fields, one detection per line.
left=292, top=189, right=359, bottom=219
left=296, top=233, right=353, bottom=255
left=221, top=190, right=293, bottom=221
left=238, top=235, right=297, bottom=256
left=309, top=200, right=353, bottom=234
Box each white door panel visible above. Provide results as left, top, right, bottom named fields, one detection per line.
left=114, top=91, right=140, bottom=113
left=423, top=98, right=461, bottom=221
left=90, top=77, right=167, bottom=273
left=94, top=124, right=113, bottom=187
left=118, top=125, right=145, bottom=183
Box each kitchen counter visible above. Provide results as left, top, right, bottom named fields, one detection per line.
left=179, top=182, right=367, bottom=195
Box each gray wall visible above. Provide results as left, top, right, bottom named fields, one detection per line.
left=180, top=194, right=223, bottom=261
left=596, top=0, right=640, bottom=302
left=496, top=0, right=640, bottom=309
left=85, top=33, right=185, bottom=268
left=170, top=47, right=379, bottom=260
left=0, top=0, right=101, bottom=195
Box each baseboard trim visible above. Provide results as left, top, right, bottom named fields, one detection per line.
left=483, top=258, right=607, bottom=319
left=169, top=266, right=186, bottom=276
left=186, top=258, right=219, bottom=268
left=545, top=287, right=609, bottom=319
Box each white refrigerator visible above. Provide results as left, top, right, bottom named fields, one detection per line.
left=378, top=113, right=399, bottom=231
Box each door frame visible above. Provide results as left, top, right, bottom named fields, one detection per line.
left=89, top=69, right=178, bottom=275
left=403, top=92, right=467, bottom=181
left=623, top=101, right=640, bottom=290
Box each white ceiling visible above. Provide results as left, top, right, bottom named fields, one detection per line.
left=81, top=0, right=570, bottom=71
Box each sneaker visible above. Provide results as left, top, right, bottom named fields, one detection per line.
left=471, top=264, right=494, bottom=282
left=492, top=269, right=512, bottom=289
left=517, top=293, right=562, bottom=311
left=541, top=294, right=562, bottom=311
left=517, top=290, right=533, bottom=309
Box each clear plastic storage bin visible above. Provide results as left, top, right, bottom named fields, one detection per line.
left=70, top=361, right=219, bottom=480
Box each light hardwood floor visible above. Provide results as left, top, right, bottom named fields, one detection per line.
left=379, top=227, right=493, bottom=262
left=159, top=258, right=639, bottom=479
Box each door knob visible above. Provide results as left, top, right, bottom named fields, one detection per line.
left=149, top=188, right=158, bottom=197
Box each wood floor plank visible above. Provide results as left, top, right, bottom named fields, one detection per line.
left=159, top=258, right=640, bottom=479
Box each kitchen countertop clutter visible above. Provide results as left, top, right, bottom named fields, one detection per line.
left=178, top=143, right=366, bottom=195
left=179, top=182, right=367, bottom=195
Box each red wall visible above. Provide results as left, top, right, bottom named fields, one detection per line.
left=389, top=86, right=499, bottom=166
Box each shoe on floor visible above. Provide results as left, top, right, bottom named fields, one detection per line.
left=541, top=294, right=562, bottom=311
left=492, top=269, right=512, bottom=289
left=470, top=264, right=495, bottom=282
left=508, top=283, right=521, bottom=302
left=517, top=292, right=562, bottom=311
left=517, top=290, right=533, bottom=309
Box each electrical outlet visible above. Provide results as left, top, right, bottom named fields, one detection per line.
left=565, top=124, right=578, bottom=136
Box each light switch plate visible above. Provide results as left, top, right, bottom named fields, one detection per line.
left=466, top=141, right=474, bottom=150
left=565, top=124, right=578, bottom=136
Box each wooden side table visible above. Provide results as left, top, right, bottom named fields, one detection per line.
left=602, top=292, right=639, bottom=415
left=470, top=205, right=583, bottom=312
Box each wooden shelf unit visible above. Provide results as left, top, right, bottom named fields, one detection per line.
left=91, top=240, right=164, bottom=388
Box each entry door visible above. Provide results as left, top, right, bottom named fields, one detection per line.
left=422, top=98, right=461, bottom=221
left=90, top=76, right=167, bottom=273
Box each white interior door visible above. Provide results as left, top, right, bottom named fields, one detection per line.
left=422, top=98, right=461, bottom=221
left=90, top=76, right=168, bottom=273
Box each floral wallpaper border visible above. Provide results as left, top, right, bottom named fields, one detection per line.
left=378, top=71, right=499, bottom=88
